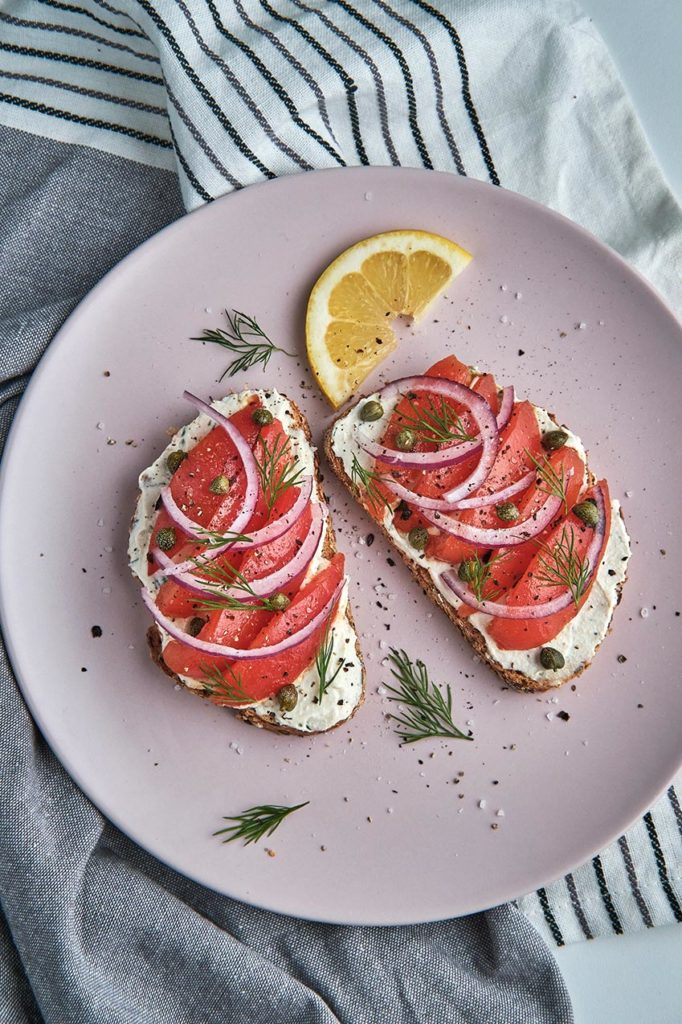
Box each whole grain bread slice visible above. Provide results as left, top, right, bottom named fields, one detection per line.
left=137, top=395, right=365, bottom=734
left=323, top=405, right=626, bottom=693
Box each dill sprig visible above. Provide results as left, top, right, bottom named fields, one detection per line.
left=384, top=648, right=472, bottom=745
left=188, top=556, right=283, bottom=612
left=255, top=432, right=305, bottom=513
left=213, top=801, right=309, bottom=845
left=526, top=449, right=569, bottom=510
left=535, top=524, right=591, bottom=606
left=194, top=527, right=253, bottom=550
left=316, top=623, right=345, bottom=703
left=193, top=309, right=293, bottom=381
left=399, top=395, right=475, bottom=445
left=350, top=454, right=394, bottom=513
left=200, top=662, right=251, bottom=703
left=460, top=551, right=505, bottom=603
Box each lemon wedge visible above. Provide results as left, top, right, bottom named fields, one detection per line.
left=306, top=229, right=472, bottom=407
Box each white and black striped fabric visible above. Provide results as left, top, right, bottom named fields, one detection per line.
left=0, top=0, right=680, bottom=947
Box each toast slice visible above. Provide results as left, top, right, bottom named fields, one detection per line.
left=324, top=372, right=630, bottom=693
left=129, top=391, right=365, bottom=734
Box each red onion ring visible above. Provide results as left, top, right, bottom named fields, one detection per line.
left=141, top=577, right=345, bottom=661
left=160, top=501, right=327, bottom=600
left=440, top=484, right=607, bottom=618
left=423, top=492, right=563, bottom=548
left=356, top=376, right=501, bottom=471
left=494, top=385, right=514, bottom=433
left=448, top=468, right=536, bottom=511
left=159, top=476, right=314, bottom=579
left=159, top=392, right=260, bottom=541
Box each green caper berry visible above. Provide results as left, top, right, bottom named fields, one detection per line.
left=395, top=428, right=416, bottom=452
left=187, top=616, right=207, bottom=637
left=542, top=430, right=568, bottom=452
left=572, top=501, right=600, bottom=528
left=156, top=527, right=176, bottom=552
left=540, top=647, right=565, bottom=671
left=408, top=526, right=429, bottom=552
left=166, top=450, right=187, bottom=474
left=277, top=684, right=298, bottom=712
left=458, top=559, right=476, bottom=582
left=208, top=474, right=231, bottom=495
left=359, top=400, right=384, bottom=422
left=267, top=592, right=290, bottom=612
left=252, top=407, right=273, bottom=426
left=496, top=501, right=519, bottom=522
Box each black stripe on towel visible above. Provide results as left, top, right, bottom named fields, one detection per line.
left=668, top=786, right=682, bottom=842
left=0, top=92, right=171, bottom=148
left=0, top=40, right=163, bottom=85
left=0, top=10, right=157, bottom=64
left=537, top=887, right=564, bottom=946
left=36, top=0, right=146, bottom=39
left=565, top=873, right=593, bottom=940
left=592, top=855, right=623, bottom=935
left=644, top=812, right=682, bottom=922
left=617, top=835, right=654, bottom=928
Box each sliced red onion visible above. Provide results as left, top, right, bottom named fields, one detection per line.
left=440, top=484, right=607, bottom=618
left=423, top=492, right=563, bottom=548
left=159, top=392, right=260, bottom=541
left=162, top=501, right=327, bottom=600
left=495, top=385, right=514, bottom=432
left=356, top=376, right=499, bottom=471
left=141, top=577, right=345, bottom=660
left=160, top=476, right=314, bottom=579
left=448, top=468, right=536, bottom=511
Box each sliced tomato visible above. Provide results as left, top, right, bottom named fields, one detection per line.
left=486, top=481, right=611, bottom=650
left=204, top=552, right=345, bottom=705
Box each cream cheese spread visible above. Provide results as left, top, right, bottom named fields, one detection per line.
left=330, top=389, right=631, bottom=687
left=129, top=390, right=363, bottom=731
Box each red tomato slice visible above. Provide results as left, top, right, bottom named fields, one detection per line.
left=486, top=481, right=611, bottom=650
left=206, top=552, right=346, bottom=705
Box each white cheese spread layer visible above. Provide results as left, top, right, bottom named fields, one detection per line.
left=330, top=390, right=630, bottom=687
left=129, top=390, right=363, bottom=731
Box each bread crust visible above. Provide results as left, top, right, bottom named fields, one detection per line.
left=138, top=395, right=365, bottom=734
left=323, top=405, right=627, bottom=693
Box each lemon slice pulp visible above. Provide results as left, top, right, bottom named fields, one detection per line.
left=306, top=229, right=472, bottom=407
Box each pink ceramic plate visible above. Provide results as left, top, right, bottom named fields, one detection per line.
left=1, top=169, right=681, bottom=925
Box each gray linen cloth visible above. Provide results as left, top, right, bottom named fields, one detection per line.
left=0, top=124, right=572, bottom=1024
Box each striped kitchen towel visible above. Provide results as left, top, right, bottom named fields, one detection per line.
left=0, top=0, right=680, bottom=951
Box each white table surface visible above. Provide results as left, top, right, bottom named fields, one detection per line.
left=550, top=2, right=682, bottom=1021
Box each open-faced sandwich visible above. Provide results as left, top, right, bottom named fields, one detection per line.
left=129, top=390, right=365, bottom=734
left=325, top=355, right=631, bottom=691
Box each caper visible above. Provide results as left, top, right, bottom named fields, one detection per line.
left=166, top=450, right=187, bottom=474
left=458, top=559, right=476, bottom=582
left=252, top=407, right=273, bottom=426
left=208, top=474, right=231, bottom=495
left=542, top=430, right=568, bottom=451
left=156, top=526, right=176, bottom=551
left=277, top=684, right=298, bottom=712
left=408, top=526, right=429, bottom=551
left=395, top=428, right=416, bottom=452
left=540, top=647, right=565, bottom=670
left=267, top=592, right=290, bottom=612
left=573, top=501, right=599, bottom=527
left=187, top=616, right=207, bottom=637
left=496, top=501, right=519, bottom=522
left=360, top=400, right=384, bottom=422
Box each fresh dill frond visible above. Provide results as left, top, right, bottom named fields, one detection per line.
left=535, top=524, right=591, bottom=606
left=193, top=527, right=253, bottom=550
left=384, top=648, right=473, bottom=745
left=213, top=801, right=309, bottom=845
left=193, top=309, right=293, bottom=381
left=200, top=662, right=251, bottom=703
left=188, top=556, right=283, bottom=612
left=315, top=623, right=345, bottom=703
left=399, top=395, right=475, bottom=445
left=459, top=551, right=505, bottom=603
left=526, top=449, right=569, bottom=510
left=255, top=432, right=305, bottom=513
left=350, top=454, right=394, bottom=513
